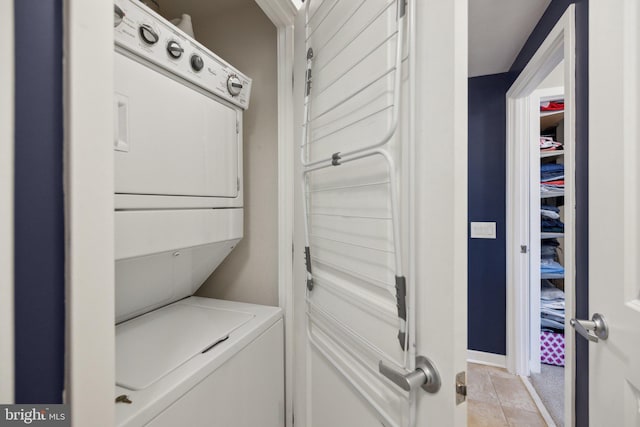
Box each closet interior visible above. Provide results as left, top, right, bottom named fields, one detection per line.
left=539, top=96, right=566, bottom=368
left=530, top=87, right=568, bottom=427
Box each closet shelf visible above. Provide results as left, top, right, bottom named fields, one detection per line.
left=541, top=232, right=564, bottom=239
left=540, top=110, right=564, bottom=117
left=541, top=273, right=565, bottom=280
left=540, top=112, right=564, bottom=130
left=540, top=150, right=564, bottom=158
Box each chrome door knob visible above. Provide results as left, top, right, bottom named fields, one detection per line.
left=570, top=313, right=609, bottom=342
left=379, top=356, right=441, bottom=393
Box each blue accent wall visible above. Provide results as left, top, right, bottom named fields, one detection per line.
left=468, top=0, right=589, bottom=424
left=467, top=72, right=516, bottom=355
left=14, top=0, right=65, bottom=403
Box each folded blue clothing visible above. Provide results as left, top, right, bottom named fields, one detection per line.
left=541, top=218, right=564, bottom=232
left=541, top=317, right=565, bottom=330
left=541, top=174, right=565, bottom=183
left=541, top=205, right=561, bottom=219
left=541, top=309, right=565, bottom=323
left=541, top=259, right=564, bottom=278
left=541, top=260, right=564, bottom=272
left=541, top=279, right=563, bottom=295
left=541, top=163, right=564, bottom=173
left=542, top=300, right=565, bottom=310
left=541, top=205, right=560, bottom=213
left=541, top=238, right=560, bottom=246
left=541, top=163, right=565, bottom=182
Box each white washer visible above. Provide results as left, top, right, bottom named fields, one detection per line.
left=113, top=2, right=283, bottom=426
left=114, top=297, right=283, bottom=427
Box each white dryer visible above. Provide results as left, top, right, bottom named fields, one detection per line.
left=113, top=2, right=283, bottom=425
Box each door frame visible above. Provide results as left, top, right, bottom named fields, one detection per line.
left=505, top=4, right=576, bottom=425
left=64, top=0, right=298, bottom=425
left=0, top=0, right=15, bottom=404
left=252, top=3, right=299, bottom=427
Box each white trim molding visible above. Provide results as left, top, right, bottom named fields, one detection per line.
left=505, top=5, right=575, bottom=427
left=467, top=350, right=507, bottom=368
left=63, top=0, right=115, bottom=424
left=276, top=23, right=297, bottom=427
left=0, top=0, right=15, bottom=404
left=255, top=0, right=300, bottom=27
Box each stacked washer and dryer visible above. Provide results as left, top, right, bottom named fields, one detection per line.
left=113, top=1, right=284, bottom=425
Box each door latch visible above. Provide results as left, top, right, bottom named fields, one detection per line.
left=378, top=356, right=441, bottom=393
left=456, top=371, right=467, bottom=404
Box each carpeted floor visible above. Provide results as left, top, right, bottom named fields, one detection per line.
left=530, top=364, right=564, bottom=426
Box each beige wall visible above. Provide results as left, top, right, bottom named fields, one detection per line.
left=538, top=60, right=564, bottom=89
left=192, top=3, right=279, bottom=306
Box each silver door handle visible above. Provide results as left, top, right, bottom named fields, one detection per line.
left=570, top=313, right=609, bottom=342
left=379, top=356, right=441, bottom=393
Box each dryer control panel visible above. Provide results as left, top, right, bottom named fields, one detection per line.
left=114, top=0, right=252, bottom=109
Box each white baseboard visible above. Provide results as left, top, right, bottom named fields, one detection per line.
left=467, top=350, right=507, bottom=368
left=520, top=375, right=557, bottom=427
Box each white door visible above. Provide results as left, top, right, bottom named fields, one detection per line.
left=588, top=0, right=640, bottom=425
left=293, top=0, right=468, bottom=426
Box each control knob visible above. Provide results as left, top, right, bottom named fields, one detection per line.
left=190, top=54, right=204, bottom=72
left=114, top=5, right=125, bottom=28
left=167, top=40, right=184, bottom=59
left=139, top=24, right=159, bottom=45
left=227, top=75, right=243, bottom=97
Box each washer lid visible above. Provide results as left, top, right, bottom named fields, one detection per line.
left=116, top=302, right=253, bottom=390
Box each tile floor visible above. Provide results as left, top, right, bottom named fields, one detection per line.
left=467, top=363, right=547, bottom=427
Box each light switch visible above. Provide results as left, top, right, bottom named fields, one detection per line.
left=470, top=222, right=496, bottom=239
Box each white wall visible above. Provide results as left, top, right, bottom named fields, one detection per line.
left=538, top=60, right=564, bottom=89
left=0, top=0, right=15, bottom=404
left=192, top=3, right=280, bottom=307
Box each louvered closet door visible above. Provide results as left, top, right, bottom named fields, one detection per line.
left=300, top=1, right=415, bottom=426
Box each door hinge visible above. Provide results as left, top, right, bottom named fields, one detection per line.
left=520, top=245, right=528, bottom=254
left=236, top=119, right=239, bottom=134
left=456, top=371, right=467, bottom=405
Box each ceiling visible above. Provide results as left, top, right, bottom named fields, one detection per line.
left=468, top=0, right=551, bottom=77
left=158, top=0, right=550, bottom=78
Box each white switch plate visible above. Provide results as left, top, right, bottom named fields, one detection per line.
left=470, top=222, right=496, bottom=239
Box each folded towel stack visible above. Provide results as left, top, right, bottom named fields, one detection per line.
left=541, top=279, right=565, bottom=332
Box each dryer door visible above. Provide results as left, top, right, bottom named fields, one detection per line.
left=114, top=51, right=240, bottom=199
